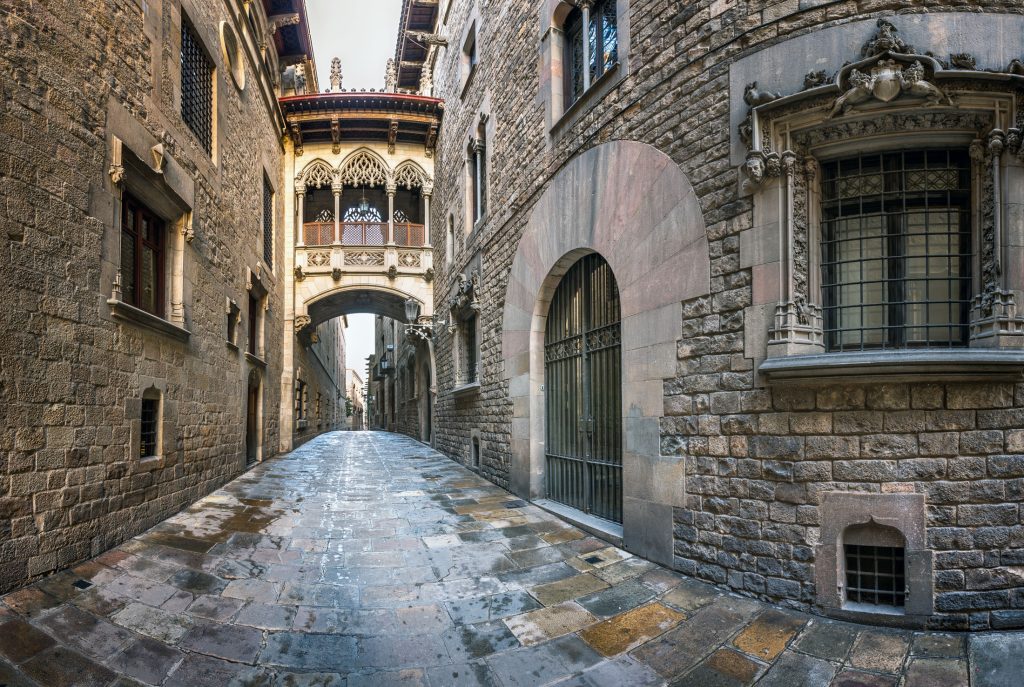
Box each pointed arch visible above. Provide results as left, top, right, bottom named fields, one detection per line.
left=394, top=160, right=431, bottom=191
left=338, top=148, right=391, bottom=188
left=297, top=158, right=336, bottom=189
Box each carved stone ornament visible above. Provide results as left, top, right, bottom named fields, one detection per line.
left=294, top=315, right=311, bottom=332
left=331, top=267, right=342, bottom=281
left=294, top=265, right=305, bottom=281
left=387, top=265, right=398, bottom=280
left=830, top=59, right=949, bottom=118
left=424, top=267, right=434, bottom=283
left=329, top=57, right=343, bottom=93
left=182, top=212, right=195, bottom=243
left=151, top=142, right=166, bottom=174
left=385, top=58, right=397, bottom=93
left=405, top=31, right=448, bottom=48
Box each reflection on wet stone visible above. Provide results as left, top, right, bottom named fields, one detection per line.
left=0, top=432, right=1019, bottom=685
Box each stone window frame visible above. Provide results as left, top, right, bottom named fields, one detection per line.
left=226, top=297, right=241, bottom=349
left=446, top=214, right=455, bottom=265
left=180, top=9, right=218, bottom=158
left=539, top=0, right=631, bottom=137
left=106, top=136, right=193, bottom=342
left=465, top=112, right=490, bottom=234
left=737, top=21, right=1024, bottom=384
left=129, top=376, right=177, bottom=472
left=459, top=13, right=480, bottom=99
left=815, top=492, right=934, bottom=625
left=245, top=267, right=270, bottom=366
left=469, top=428, right=482, bottom=470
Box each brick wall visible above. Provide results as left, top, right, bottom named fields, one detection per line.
left=429, top=0, right=1024, bottom=629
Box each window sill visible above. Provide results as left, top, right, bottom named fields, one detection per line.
left=227, top=341, right=239, bottom=352
left=245, top=352, right=267, bottom=367
left=550, top=62, right=623, bottom=138
left=108, top=299, right=190, bottom=342
left=534, top=499, right=623, bottom=547
left=452, top=381, right=481, bottom=398
left=138, top=455, right=166, bottom=471
left=759, top=349, right=1024, bottom=384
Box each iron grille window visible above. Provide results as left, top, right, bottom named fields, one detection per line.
left=248, top=294, right=260, bottom=356
left=121, top=194, right=165, bottom=317
left=564, top=0, right=618, bottom=106
left=263, top=177, right=274, bottom=269
left=181, top=19, right=214, bottom=155
left=821, top=150, right=972, bottom=351
left=140, top=398, right=159, bottom=458
left=845, top=544, right=906, bottom=607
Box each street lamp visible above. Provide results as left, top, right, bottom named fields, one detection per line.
left=404, top=298, right=433, bottom=341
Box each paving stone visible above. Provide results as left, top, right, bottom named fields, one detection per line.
left=680, top=647, right=765, bottom=686
left=35, top=604, right=134, bottom=660
left=485, top=636, right=603, bottom=687
left=502, top=601, right=598, bottom=646
left=660, top=579, right=720, bottom=614
left=187, top=594, right=246, bottom=621
left=442, top=619, right=520, bottom=661
left=111, top=603, right=193, bottom=643
left=261, top=632, right=358, bottom=671
left=108, top=637, right=185, bottom=685
left=19, top=646, right=116, bottom=687
left=0, top=588, right=62, bottom=618
left=273, top=672, right=346, bottom=687
left=791, top=618, right=859, bottom=661
left=179, top=621, right=264, bottom=663
left=530, top=573, right=609, bottom=606
left=580, top=602, right=685, bottom=656
left=236, top=602, right=298, bottom=630
left=569, top=655, right=664, bottom=687
left=969, top=633, right=1024, bottom=687
left=830, top=669, right=897, bottom=687
left=169, top=569, right=228, bottom=595
left=424, top=661, right=497, bottom=687
left=902, top=657, right=969, bottom=686
left=910, top=632, right=965, bottom=658
left=753, top=650, right=838, bottom=686
left=576, top=579, right=657, bottom=618
left=0, top=617, right=57, bottom=663
left=165, top=653, right=248, bottom=687
left=357, top=632, right=451, bottom=668
left=849, top=631, right=911, bottom=674
left=0, top=658, right=37, bottom=687
left=347, top=669, right=426, bottom=686
left=730, top=609, right=806, bottom=662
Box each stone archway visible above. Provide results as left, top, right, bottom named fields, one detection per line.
left=502, top=140, right=711, bottom=565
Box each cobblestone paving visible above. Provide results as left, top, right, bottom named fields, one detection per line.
left=1, top=432, right=1021, bottom=686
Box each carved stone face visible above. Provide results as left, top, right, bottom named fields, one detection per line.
left=744, top=156, right=764, bottom=183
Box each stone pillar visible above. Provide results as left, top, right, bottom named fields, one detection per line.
left=296, top=184, right=306, bottom=247
left=423, top=191, right=432, bottom=248
left=109, top=137, right=126, bottom=301
left=473, top=141, right=484, bottom=223
left=332, top=181, right=342, bottom=245
left=387, top=182, right=397, bottom=245
left=581, top=0, right=592, bottom=92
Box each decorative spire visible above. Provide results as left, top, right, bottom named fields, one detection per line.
left=329, top=57, right=343, bottom=93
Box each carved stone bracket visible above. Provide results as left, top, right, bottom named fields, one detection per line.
left=387, top=265, right=398, bottom=280
left=294, top=265, right=305, bottom=282
left=294, top=315, right=311, bottom=332
left=768, top=299, right=825, bottom=357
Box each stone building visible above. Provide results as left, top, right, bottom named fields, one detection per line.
left=277, top=83, right=440, bottom=450
left=0, top=0, right=345, bottom=594
left=345, top=367, right=365, bottom=430
left=424, top=0, right=1024, bottom=631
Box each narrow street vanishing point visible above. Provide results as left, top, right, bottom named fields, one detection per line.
left=0, top=432, right=1020, bottom=686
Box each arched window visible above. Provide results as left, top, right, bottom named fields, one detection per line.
left=564, top=0, right=618, bottom=106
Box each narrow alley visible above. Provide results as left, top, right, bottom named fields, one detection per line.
left=0, top=433, right=1018, bottom=686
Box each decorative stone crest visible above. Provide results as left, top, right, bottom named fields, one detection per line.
left=830, top=59, right=948, bottom=118
left=329, top=57, right=343, bottom=93
left=385, top=58, right=397, bottom=93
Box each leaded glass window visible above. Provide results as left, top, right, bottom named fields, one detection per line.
left=121, top=194, right=165, bottom=317
left=820, top=150, right=972, bottom=351
left=564, top=0, right=618, bottom=107
left=181, top=19, right=214, bottom=155
left=343, top=206, right=383, bottom=222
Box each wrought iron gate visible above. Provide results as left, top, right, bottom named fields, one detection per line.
left=544, top=254, right=622, bottom=523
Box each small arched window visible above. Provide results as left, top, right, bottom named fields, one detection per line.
left=564, top=0, right=618, bottom=107
left=843, top=523, right=907, bottom=610
left=140, top=387, right=162, bottom=459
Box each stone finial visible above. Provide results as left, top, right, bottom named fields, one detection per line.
left=329, top=57, right=343, bottom=93
left=385, top=58, right=397, bottom=93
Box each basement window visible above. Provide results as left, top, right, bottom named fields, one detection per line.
left=140, top=392, right=161, bottom=459
left=845, top=544, right=906, bottom=608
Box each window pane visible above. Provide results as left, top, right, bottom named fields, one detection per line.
left=601, top=0, right=618, bottom=71
left=181, top=20, right=214, bottom=155
left=121, top=229, right=136, bottom=305
left=141, top=245, right=158, bottom=314
left=821, top=150, right=971, bottom=351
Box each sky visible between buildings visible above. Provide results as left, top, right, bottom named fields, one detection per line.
left=306, top=0, right=404, bottom=374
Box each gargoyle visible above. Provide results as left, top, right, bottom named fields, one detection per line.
left=743, top=82, right=782, bottom=108
left=406, top=31, right=448, bottom=48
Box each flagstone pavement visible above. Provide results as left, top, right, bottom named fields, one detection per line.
left=1, top=431, right=1021, bottom=686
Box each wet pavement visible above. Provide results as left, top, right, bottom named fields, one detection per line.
left=0, top=431, right=1021, bottom=686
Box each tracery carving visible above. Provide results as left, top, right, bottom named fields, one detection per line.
left=339, top=151, right=389, bottom=188
left=300, top=159, right=335, bottom=189
left=394, top=162, right=429, bottom=190
left=345, top=250, right=385, bottom=266
left=308, top=251, right=330, bottom=267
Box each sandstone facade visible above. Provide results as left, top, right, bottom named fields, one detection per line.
left=0, top=0, right=345, bottom=594
left=427, top=0, right=1024, bottom=630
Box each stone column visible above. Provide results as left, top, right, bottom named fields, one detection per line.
left=473, top=141, right=484, bottom=223
left=296, top=184, right=306, bottom=247
left=332, top=181, right=343, bottom=245
left=423, top=190, right=432, bottom=248
left=109, top=137, right=126, bottom=301
left=581, top=0, right=592, bottom=92
left=387, top=182, right=397, bottom=245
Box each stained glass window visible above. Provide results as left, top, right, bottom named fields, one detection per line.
left=564, top=1, right=618, bottom=107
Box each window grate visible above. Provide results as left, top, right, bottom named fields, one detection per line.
left=845, top=544, right=906, bottom=607
left=181, top=20, right=214, bottom=155
left=820, top=149, right=972, bottom=352
left=140, top=398, right=159, bottom=458
left=263, top=177, right=274, bottom=269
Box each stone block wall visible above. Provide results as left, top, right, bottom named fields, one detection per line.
left=0, top=0, right=293, bottom=592
left=429, top=0, right=1024, bottom=629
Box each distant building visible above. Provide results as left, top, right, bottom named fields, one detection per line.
left=346, top=368, right=366, bottom=430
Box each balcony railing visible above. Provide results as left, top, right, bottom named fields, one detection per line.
left=302, top=222, right=424, bottom=247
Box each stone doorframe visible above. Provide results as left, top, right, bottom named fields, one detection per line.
left=502, top=140, right=711, bottom=565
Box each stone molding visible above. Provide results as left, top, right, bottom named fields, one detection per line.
left=501, top=140, right=710, bottom=566
left=815, top=491, right=934, bottom=626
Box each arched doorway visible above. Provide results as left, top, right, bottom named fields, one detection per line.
left=544, top=253, right=622, bottom=524
left=246, top=368, right=262, bottom=466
